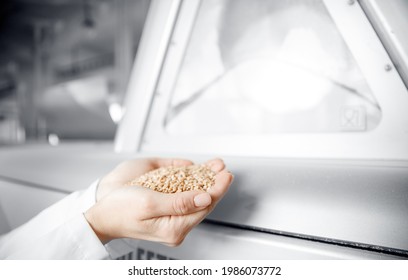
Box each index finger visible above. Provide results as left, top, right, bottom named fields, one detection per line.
left=207, top=169, right=234, bottom=206
left=204, top=158, right=225, bottom=174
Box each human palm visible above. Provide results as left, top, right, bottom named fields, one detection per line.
left=86, top=157, right=232, bottom=245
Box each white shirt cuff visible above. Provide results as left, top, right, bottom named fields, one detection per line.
left=71, top=179, right=100, bottom=216
left=65, top=214, right=110, bottom=260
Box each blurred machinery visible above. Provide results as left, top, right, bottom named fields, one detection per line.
left=0, top=0, right=149, bottom=142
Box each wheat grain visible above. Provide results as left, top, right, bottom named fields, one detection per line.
left=127, top=164, right=215, bottom=193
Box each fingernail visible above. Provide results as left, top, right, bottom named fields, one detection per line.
left=194, top=193, right=211, bottom=207
left=210, top=161, right=223, bottom=172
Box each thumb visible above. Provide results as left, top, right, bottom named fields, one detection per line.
left=150, top=190, right=212, bottom=217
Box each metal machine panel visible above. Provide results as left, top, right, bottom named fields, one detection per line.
left=109, top=0, right=408, bottom=257
left=0, top=145, right=407, bottom=258
left=117, top=0, right=408, bottom=160
left=0, top=143, right=124, bottom=193
left=0, top=203, right=10, bottom=236
left=111, top=223, right=402, bottom=260
left=0, top=180, right=66, bottom=230
left=208, top=158, right=408, bottom=255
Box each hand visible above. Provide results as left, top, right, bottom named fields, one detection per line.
left=85, top=158, right=233, bottom=245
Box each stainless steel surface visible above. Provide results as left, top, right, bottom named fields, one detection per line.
left=0, top=203, right=10, bottom=235
left=116, top=223, right=403, bottom=260
left=0, top=180, right=66, bottom=229
left=359, top=0, right=408, bottom=88
left=1, top=144, right=407, bottom=257
left=0, top=143, right=123, bottom=192
left=210, top=157, right=408, bottom=253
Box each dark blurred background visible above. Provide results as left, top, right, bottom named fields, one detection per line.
left=0, top=0, right=150, bottom=144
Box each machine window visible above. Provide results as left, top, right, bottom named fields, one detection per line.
left=164, top=0, right=381, bottom=135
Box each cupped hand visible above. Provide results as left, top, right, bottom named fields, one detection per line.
left=96, top=158, right=194, bottom=201
left=85, top=158, right=233, bottom=245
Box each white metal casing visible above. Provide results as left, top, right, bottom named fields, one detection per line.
left=115, top=0, right=408, bottom=160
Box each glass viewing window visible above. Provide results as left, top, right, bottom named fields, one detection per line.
left=164, top=0, right=381, bottom=135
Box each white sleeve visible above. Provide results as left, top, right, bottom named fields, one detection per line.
left=0, top=181, right=109, bottom=260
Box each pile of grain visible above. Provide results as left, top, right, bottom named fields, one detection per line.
left=127, top=164, right=216, bottom=193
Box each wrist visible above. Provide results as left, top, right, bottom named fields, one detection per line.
left=84, top=205, right=113, bottom=244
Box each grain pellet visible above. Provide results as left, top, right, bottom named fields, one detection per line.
left=127, top=165, right=216, bottom=193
